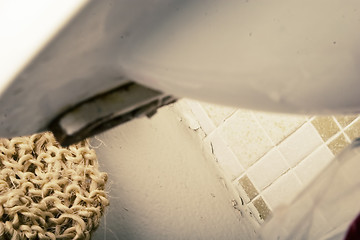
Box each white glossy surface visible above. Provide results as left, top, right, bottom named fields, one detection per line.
left=1, top=0, right=360, bottom=138
left=119, top=0, right=360, bottom=113
left=0, top=0, right=87, bottom=95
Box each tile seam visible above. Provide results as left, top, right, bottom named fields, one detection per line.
left=332, top=116, right=351, bottom=143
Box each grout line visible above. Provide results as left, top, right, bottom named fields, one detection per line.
left=275, top=146, right=292, bottom=169
left=235, top=114, right=310, bottom=179
left=308, top=116, right=316, bottom=122
left=343, top=133, right=352, bottom=143
left=260, top=167, right=292, bottom=193
left=341, top=115, right=360, bottom=143
left=253, top=111, right=310, bottom=148
left=221, top=109, right=238, bottom=126
left=251, top=111, right=277, bottom=147
left=250, top=194, right=274, bottom=212
left=290, top=142, right=331, bottom=169
left=265, top=120, right=335, bottom=187
left=247, top=111, right=280, bottom=170
left=233, top=173, right=246, bottom=184
left=324, top=130, right=345, bottom=145
left=213, top=108, right=239, bottom=130
left=245, top=114, right=313, bottom=196
left=273, top=120, right=309, bottom=147
left=309, top=116, right=347, bottom=146
left=292, top=169, right=304, bottom=186
left=243, top=115, right=338, bottom=199
left=332, top=116, right=352, bottom=143
left=342, top=116, right=360, bottom=131
left=332, top=115, right=344, bottom=131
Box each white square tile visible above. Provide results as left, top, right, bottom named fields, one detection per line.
left=278, top=122, right=323, bottom=167
left=206, top=132, right=245, bottom=180
left=247, top=148, right=290, bottom=191
left=219, top=110, right=274, bottom=168
left=262, top=171, right=303, bottom=210
left=253, top=112, right=307, bottom=145
left=294, top=145, right=334, bottom=186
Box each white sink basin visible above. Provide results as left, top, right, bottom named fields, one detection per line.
left=1, top=0, right=360, bottom=138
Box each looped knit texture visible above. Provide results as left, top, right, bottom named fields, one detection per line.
left=0, top=132, right=109, bottom=240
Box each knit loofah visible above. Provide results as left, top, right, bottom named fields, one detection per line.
left=0, top=132, right=109, bottom=240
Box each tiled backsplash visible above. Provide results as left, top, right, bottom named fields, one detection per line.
left=186, top=100, right=360, bottom=225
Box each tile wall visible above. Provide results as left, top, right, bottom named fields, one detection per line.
left=185, top=100, right=360, bottom=225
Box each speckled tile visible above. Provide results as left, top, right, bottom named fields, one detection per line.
left=252, top=196, right=272, bottom=221
left=311, top=117, right=340, bottom=142
left=238, top=175, right=258, bottom=202
left=219, top=110, right=273, bottom=168
left=345, top=119, right=360, bottom=141
left=200, top=102, right=237, bottom=127
left=327, top=134, right=350, bottom=155
left=253, top=112, right=307, bottom=145
left=336, top=115, right=358, bottom=128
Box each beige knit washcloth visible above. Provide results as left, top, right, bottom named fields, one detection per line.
left=0, top=132, right=109, bottom=240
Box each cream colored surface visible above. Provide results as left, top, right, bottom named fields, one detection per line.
left=218, top=110, right=273, bottom=168
left=91, top=103, right=256, bottom=240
